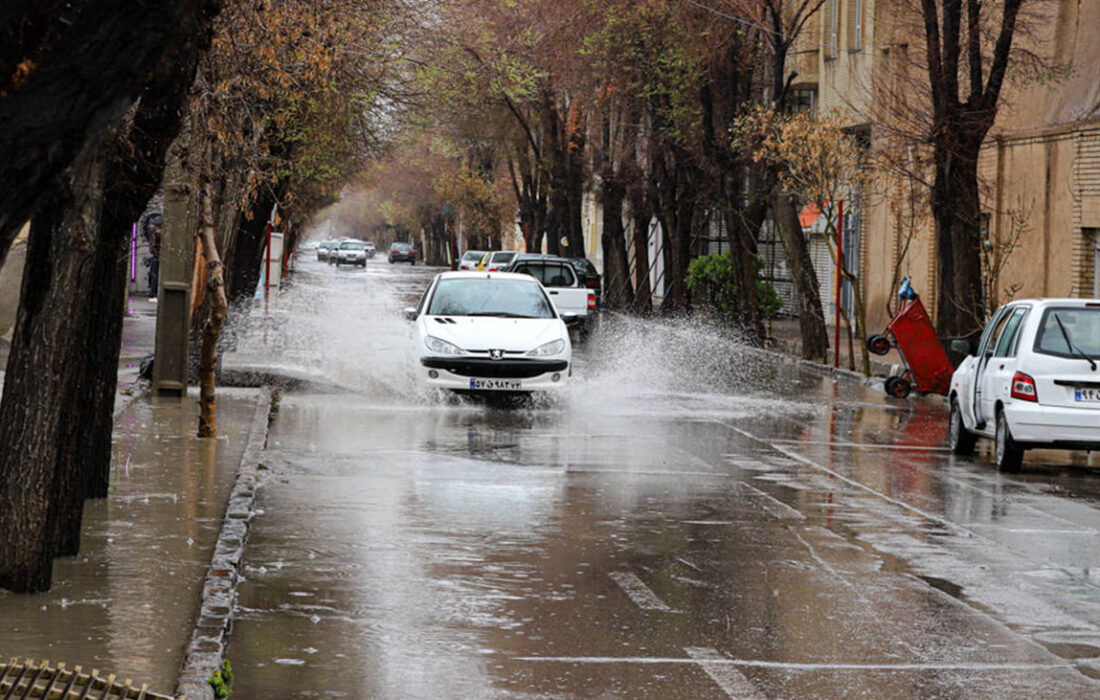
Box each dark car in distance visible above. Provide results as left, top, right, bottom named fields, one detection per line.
left=389, top=242, right=417, bottom=264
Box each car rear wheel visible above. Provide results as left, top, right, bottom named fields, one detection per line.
left=948, top=397, right=977, bottom=455
left=994, top=410, right=1024, bottom=473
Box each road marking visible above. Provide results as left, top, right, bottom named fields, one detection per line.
left=608, top=571, right=678, bottom=612
left=514, top=656, right=1075, bottom=671
left=685, top=647, right=765, bottom=699
left=676, top=557, right=703, bottom=572
left=767, top=439, right=952, bottom=452
left=737, top=481, right=806, bottom=520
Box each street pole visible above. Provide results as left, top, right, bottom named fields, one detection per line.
left=834, top=200, right=844, bottom=368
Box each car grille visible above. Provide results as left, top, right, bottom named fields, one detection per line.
left=421, top=358, right=567, bottom=378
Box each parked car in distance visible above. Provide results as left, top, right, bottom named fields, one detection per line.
left=948, top=298, right=1100, bottom=472
left=502, top=254, right=596, bottom=336
left=389, top=242, right=417, bottom=264
left=404, top=271, right=571, bottom=395
left=458, top=250, right=487, bottom=271
left=482, top=250, right=518, bottom=272
left=364, top=241, right=377, bottom=259
left=333, top=240, right=368, bottom=267
left=317, top=239, right=339, bottom=262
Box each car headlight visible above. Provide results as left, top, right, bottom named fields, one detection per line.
left=527, top=339, right=566, bottom=357
left=425, top=336, right=464, bottom=355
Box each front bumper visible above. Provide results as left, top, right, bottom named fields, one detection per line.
left=419, top=357, right=569, bottom=391
left=1006, top=402, right=1100, bottom=446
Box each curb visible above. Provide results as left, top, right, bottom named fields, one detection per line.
left=175, top=387, right=273, bottom=700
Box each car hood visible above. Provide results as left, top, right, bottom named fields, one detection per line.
left=420, top=316, right=564, bottom=352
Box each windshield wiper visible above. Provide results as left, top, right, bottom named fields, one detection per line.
left=1054, top=313, right=1097, bottom=371
left=466, top=312, right=533, bottom=318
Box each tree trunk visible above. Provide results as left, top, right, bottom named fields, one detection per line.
left=0, top=151, right=105, bottom=591
left=772, top=190, right=828, bottom=361
left=932, top=143, right=985, bottom=340
left=197, top=180, right=228, bottom=438
left=600, top=178, right=631, bottom=309
left=629, top=188, right=653, bottom=313
left=724, top=170, right=767, bottom=344
left=0, top=0, right=223, bottom=268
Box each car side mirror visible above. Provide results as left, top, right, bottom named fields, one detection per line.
left=403, top=308, right=418, bottom=321
left=949, top=338, right=974, bottom=356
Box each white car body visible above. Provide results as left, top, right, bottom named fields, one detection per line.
left=949, top=298, right=1100, bottom=471
left=407, top=272, right=572, bottom=393
left=458, top=250, right=487, bottom=271
left=333, top=239, right=367, bottom=267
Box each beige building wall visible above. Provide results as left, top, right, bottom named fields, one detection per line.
left=826, top=0, right=1100, bottom=333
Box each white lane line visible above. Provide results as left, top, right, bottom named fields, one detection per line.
left=514, top=656, right=1075, bottom=671
left=737, top=481, right=806, bottom=521
left=567, top=469, right=734, bottom=478
left=767, top=439, right=952, bottom=452
left=608, top=571, right=678, bottom=612
left=677, top=557, right=703, bottom=572
left=685, top=647, right=765, bottom=699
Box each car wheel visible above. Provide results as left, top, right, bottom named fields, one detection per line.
left=994, top=410, right=1024, bottom=473
left=948, top=397, right=977, bottom=455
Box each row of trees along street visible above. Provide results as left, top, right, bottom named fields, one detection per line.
left=0, top=0, right=1043, bottom=592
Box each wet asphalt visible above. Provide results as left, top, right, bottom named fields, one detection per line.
left=220, top=259, right=1100, bottom=698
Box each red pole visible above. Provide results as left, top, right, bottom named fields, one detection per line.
left=833, top=201, right=844, bottom=368
left=264, top=220, right=272, bottom=302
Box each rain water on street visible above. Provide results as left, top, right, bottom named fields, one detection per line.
left=218, top=258, right=1100, bottom=698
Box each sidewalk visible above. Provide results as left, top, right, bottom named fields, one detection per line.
left=0, top=296, right=264, bottom=698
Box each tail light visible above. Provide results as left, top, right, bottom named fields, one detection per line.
left=488, top=268, right=497, bottom=272
left=585, top=279, right=599, bottom=287
left=587, top=292, right=596, bottom=311
left=1011, top=371, right=1038, bottom=402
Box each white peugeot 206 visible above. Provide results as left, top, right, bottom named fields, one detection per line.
left=405, top=271, right=571, bottom=395
left=948, top=298, right=1100, bottom=472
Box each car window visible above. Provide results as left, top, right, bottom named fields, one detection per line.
left=426, top=278, right=555, bottom=318
left=992, top=307, right=1028, bottom=357
left=542, top=263, right=575, bottom=287
left=1034, top=307, right=1100, bottom=358
left=491, top=251, right=516, bottom=264
left=513, top=263, right=543, bottom=283
left=342, top=241, right=365, bottom=250
left=979, top=307, right=1014, bottom=357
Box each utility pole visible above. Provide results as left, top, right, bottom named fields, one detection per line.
left=153, top=141, right=195, bottom=398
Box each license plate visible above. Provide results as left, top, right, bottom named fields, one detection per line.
left=1074, top=388, right=1100, bottom=402
left=469, top=378, right=521, bottom=391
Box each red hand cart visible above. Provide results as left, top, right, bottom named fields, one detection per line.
left=866, top=277, right=953, bottom=399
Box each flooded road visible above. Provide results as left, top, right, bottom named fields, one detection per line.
left=227, top=258, right=1100, bottom=698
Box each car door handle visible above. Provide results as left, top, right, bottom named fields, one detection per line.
left=549, top=291, right=559, bottom=295
left=999, top=364, right=1005, bottom=370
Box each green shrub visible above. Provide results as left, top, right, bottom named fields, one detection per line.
left=209, top=659, right=234, bottom=698
left=686, top=252, right=782, bottom=321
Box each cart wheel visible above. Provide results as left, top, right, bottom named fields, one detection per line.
left=885, top=376, right=912, bottom=399
left=866, top=334, right=891, bottom=356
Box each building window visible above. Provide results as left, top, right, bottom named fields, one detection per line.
left=789, top=89, right=816, bottom=113
left=847, top=0, right=863, bottom=52
left=827, top=0, right=839, bottom=59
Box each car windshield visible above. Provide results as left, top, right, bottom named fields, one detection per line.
left=427, top=278, right=555, bottom=319
left=342, top=242, right=365, bottom=250
left=461, top=251, right=483, bottom=261
left=491, top=252, right=516, bottom=264
left=1034, top=307, right=1100, bottom=358
left=393, top=243, right=412, bottom=250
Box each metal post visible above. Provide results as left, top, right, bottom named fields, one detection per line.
left=834, top=201, right=844, bottom=368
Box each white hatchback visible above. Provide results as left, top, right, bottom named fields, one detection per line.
left=948, top=298, right=1100, bottom=471
left=405, top=272, right=571, bottom=394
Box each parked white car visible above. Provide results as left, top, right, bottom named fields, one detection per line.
left=458, top=250, right=487, bottom=271
left=948, top=298, right=1100, bottom=471
left=405, top=272, right=571, bottom=394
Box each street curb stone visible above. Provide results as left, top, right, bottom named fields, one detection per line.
left=175, top=387, right=272, bottom=700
